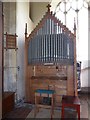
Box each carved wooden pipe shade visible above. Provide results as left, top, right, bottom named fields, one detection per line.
left=27, top=12, right=74, bottom=65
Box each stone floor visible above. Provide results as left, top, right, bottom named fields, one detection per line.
left=78, top=92, right=89, bottom=119
left=2, top=91, right=89, bottom=120
left=26, top=92, right=89, bottom=119
left=79, top=94, right=89, bottom=119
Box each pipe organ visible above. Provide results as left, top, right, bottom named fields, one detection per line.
left=28, top=18, right=74, bottom=65
left=25, top=5, right=77, bottom=103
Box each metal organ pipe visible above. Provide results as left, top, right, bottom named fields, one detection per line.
left=28, top=18, right=74, bottom=65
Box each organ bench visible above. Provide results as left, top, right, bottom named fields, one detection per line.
left=34, top=89, right=55, bottom=118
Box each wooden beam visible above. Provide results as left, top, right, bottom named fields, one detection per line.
left=31, top=76, right=67, bottom=80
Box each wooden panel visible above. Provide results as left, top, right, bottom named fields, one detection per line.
left=67, top=66, right=74, bottom=95
left=25, top=65, right=74, bottom=104
left=25, top=66, right=33, bottom=101
left=29, top=79, right=67, bottom=103
left=26, top=65, right=67, bottom=102
left=34, top=65, right=67, bottom=77
left=31, top=79, right=67, bottom=87
left=31, top=76, right=67, bottom=80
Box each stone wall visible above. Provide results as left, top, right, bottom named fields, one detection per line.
left=0, top=2, right=3, bottom=119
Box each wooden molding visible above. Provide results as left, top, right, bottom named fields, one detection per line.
left=31, top=76, right=67, bottom=80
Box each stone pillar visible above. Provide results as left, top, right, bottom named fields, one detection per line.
left=16, top=2, right=33, bottom=101
left=88, top=5, right=90, bottom=118
left=3, top=3, right=17, bottom=99
left=88, top=8, right=90, bottom=120
left=0, top=2, right=3, bottom=119
left=88, top=5, right=90, bottom=64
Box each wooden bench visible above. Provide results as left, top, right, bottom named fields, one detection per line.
left=34, top=89, right=55, bottom=118
left=61, top=95, right=80, bottom=120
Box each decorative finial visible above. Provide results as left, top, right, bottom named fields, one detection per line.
left=25, top=23, right=27, bottom=34
left=74, top=17, right=76, bottom=36
left=74, top=18, right=76, bottom=31
left=25, top=23, right=27, bottom=38
left=47, top=4, right=51, bottom=12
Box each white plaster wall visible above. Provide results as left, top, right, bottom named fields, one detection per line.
left=30, top=2, right=48, bottom=27
left=81, top=69, right=89, bottom=87
left=50, top=0, right=61, bottom=12
left=80, top=60, right=90, bottom=87
left=16, top=2, right=34, bottom=101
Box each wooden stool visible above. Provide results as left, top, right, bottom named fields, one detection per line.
left=34, top=89, right=55, bottom=118
left=61, top=95, right=80, bottom=120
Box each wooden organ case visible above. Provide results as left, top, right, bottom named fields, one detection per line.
left=25, top=5, right=77, bottom=104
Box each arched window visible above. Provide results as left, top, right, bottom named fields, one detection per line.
left=54, top=0, right=88, bottom=61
